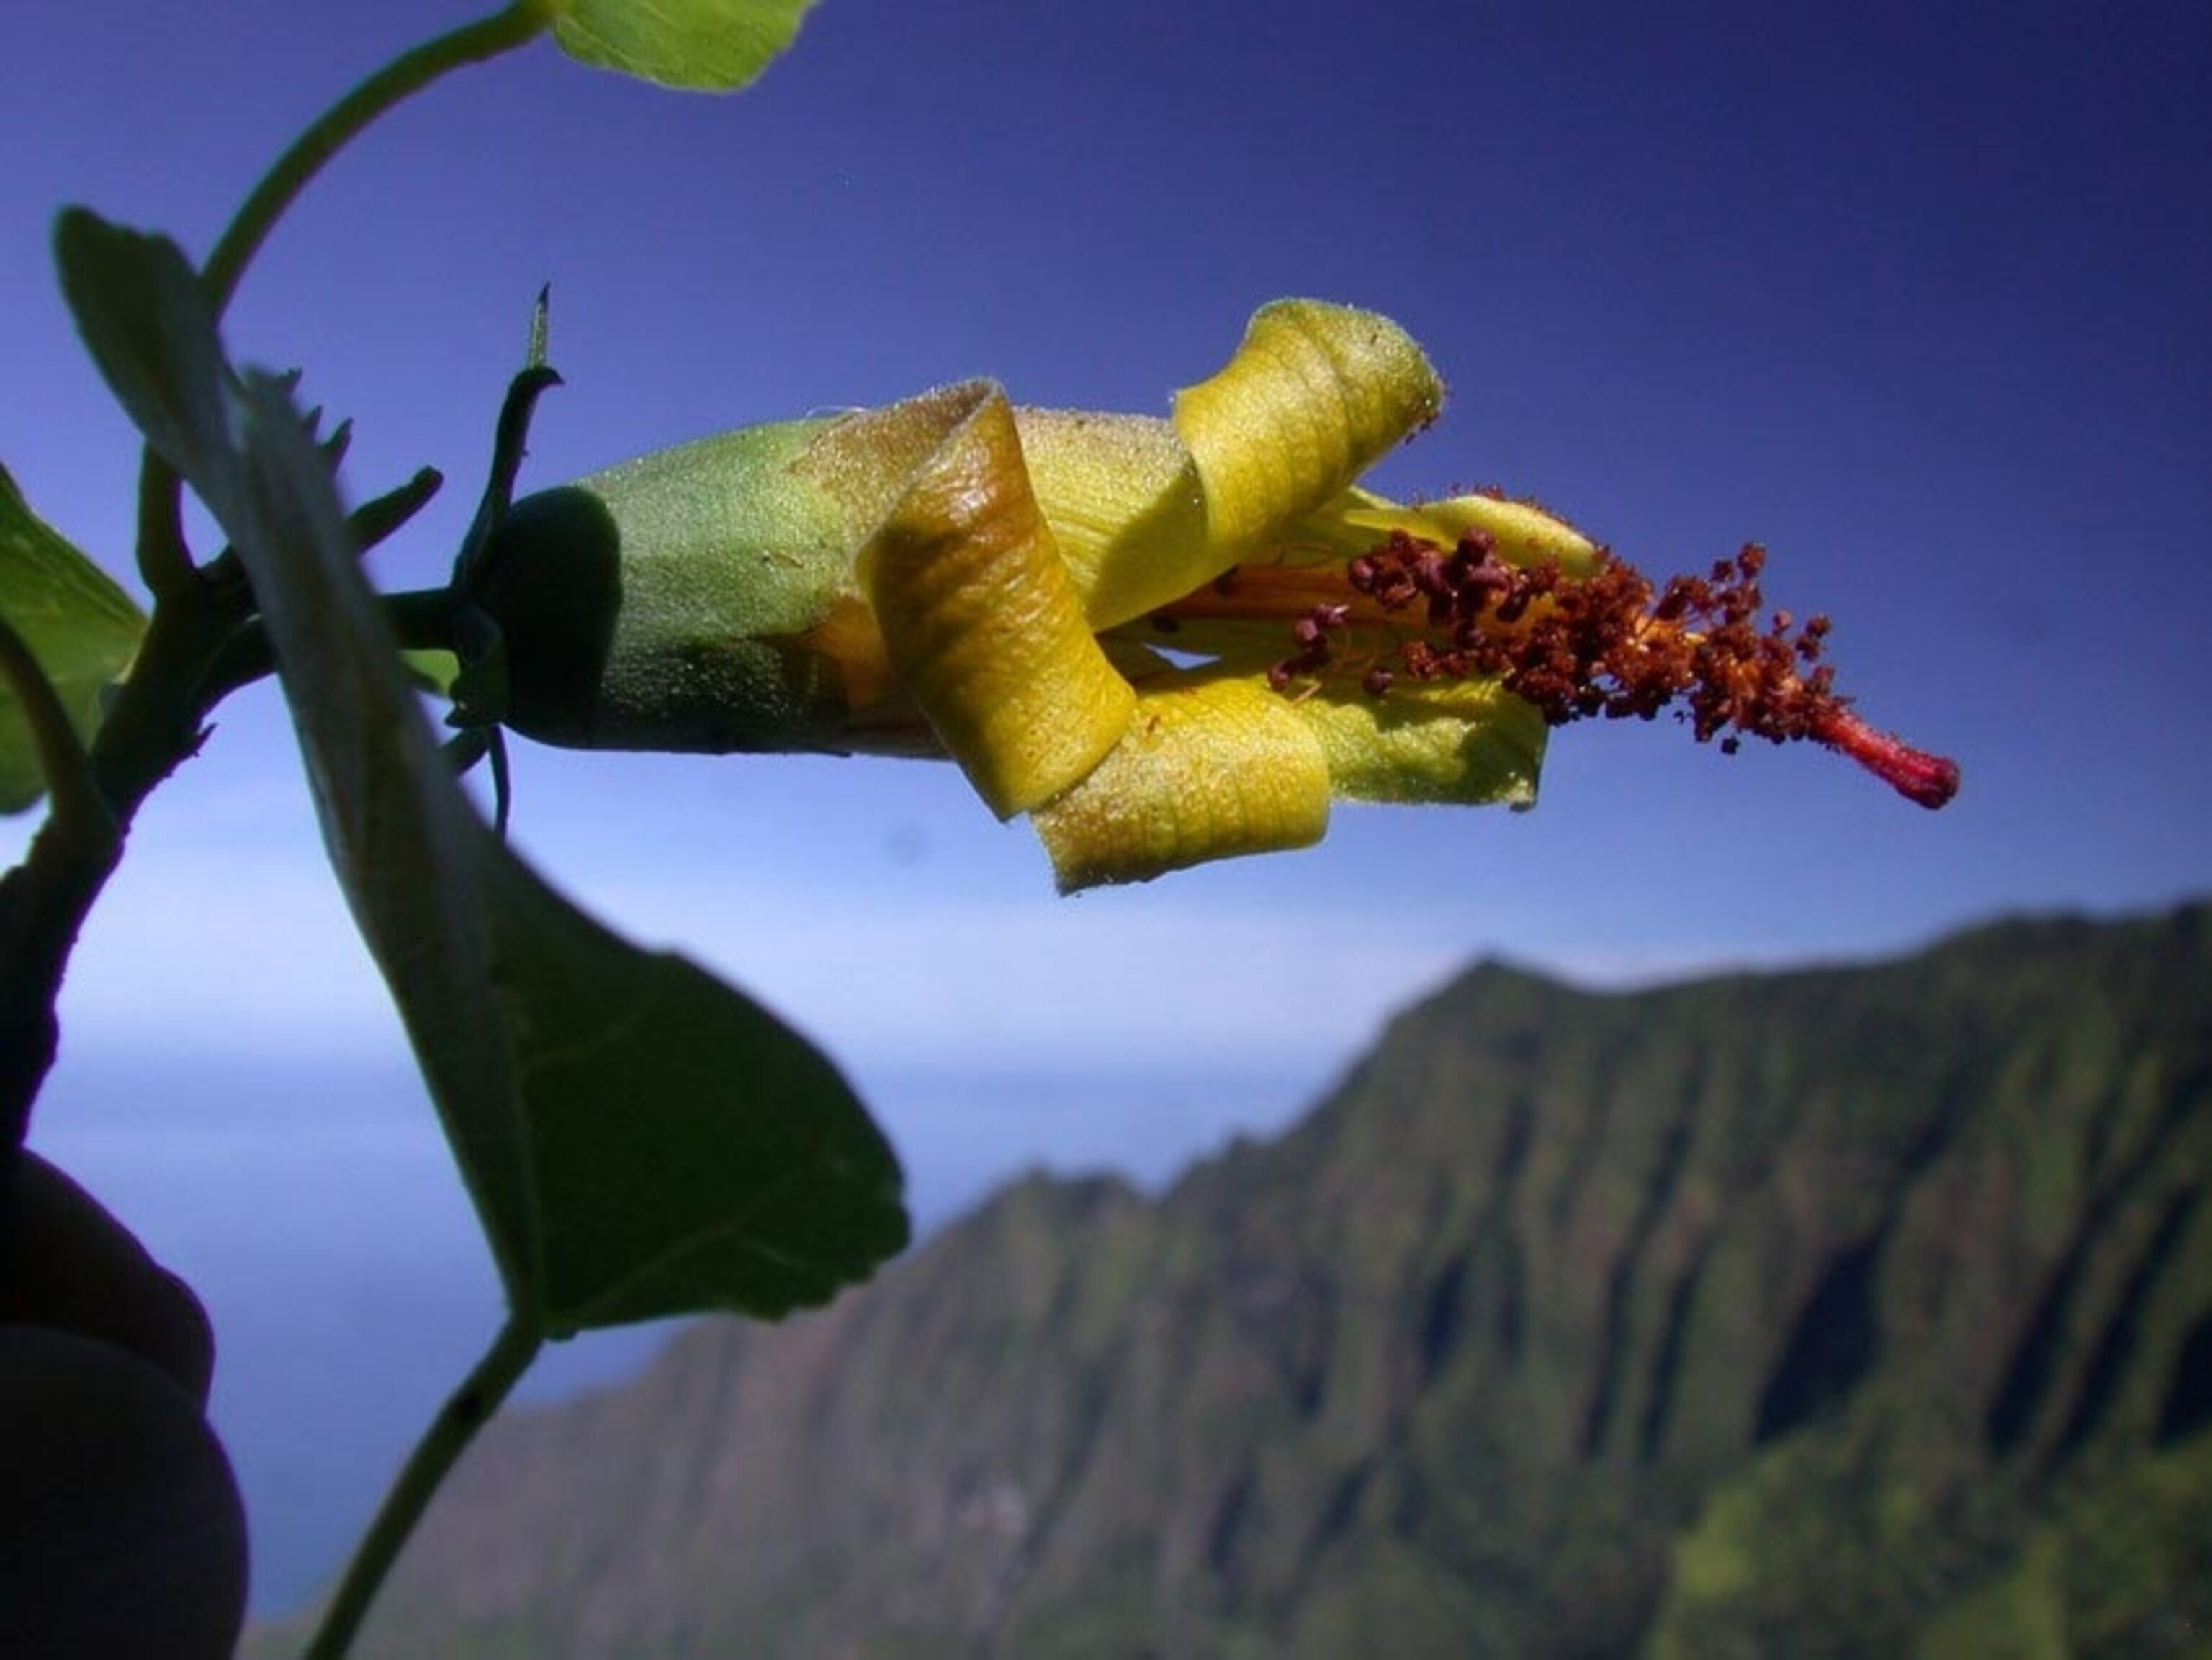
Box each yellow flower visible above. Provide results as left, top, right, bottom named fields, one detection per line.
left=471, top=300, right=1954, bottom=890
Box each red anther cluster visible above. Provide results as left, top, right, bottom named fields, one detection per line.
left=1275, top=530, right=1960, bottom=808
left=1346, top=528, right=1516, bottom=627
left=1266, top=602, right=1353, bottom=690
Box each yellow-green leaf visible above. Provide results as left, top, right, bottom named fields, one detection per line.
left=0, top=464, right=145, bottom=813
left=551, top=0, right=816, bottom=91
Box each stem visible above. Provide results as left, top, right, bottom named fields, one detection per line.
left=135, top=452, right=194, bottom=603
left=135, top=3, right=550, bottom=594
left=201, top=2, right=552, bottom=319
left=196, top=585, right=464, bottom=711
left=304, top=1315, right=544, bottom=1660
left=1, top=578, right=241, bottom=1135
left=0, top=618, right=122, bottom=1258
left=1, top=574, right=247, bottom=1314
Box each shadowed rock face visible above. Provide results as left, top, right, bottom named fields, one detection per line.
left=325, top=903, right=2212, bottom=1660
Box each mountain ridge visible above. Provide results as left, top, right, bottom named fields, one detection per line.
left=300, top=900, right=2212, bottom=1659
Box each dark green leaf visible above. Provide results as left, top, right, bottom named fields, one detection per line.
left=53, top=210, right=907, bottom=1327
left=0, top=465, right=147, bottom=813
left=484, top=855, right=909, bottom=1327
left=551, top=0, right=816, bottom=91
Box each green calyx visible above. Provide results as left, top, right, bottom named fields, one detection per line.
left=470, top=418, right=884, bottom=754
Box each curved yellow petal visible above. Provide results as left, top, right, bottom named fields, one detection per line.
left=1293, top=676, right=1550, bottom=807
left=1173, top=299, right=1443, bottom=556
left=1031, top=677, right=1331, bottom=891
left=1011, top=408, right=1208, bottom=632
left=857, top=384, right=1135, bottom=817
left=1338, top=487, right=1601, bottom=578
left=1124, top=620, right=1552, bottom=810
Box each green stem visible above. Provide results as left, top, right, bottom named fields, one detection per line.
left=3, top=573, right=243, bottom=1182
left=133, top=2, right=550, bottom=595
left=196, top=585, right=464, bottom=711
left=0, top=617, right=120, bottom=1257
left=303, top=1314, right=545, bottom=1660
left=135, top=451, right=194, bottom=603
left=201, top=1, right=552, bottom=318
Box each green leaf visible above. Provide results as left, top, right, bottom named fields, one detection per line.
left=53, top=209, right=907, bottom=1328
left=482, top=856, right=912, bottom=1326
left=0, top=464, right=147, bottom=813
left=550, top=0, right=817, bottom=91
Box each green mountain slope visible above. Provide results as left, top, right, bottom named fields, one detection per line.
left=325, top=903, right=2212, bottom=1659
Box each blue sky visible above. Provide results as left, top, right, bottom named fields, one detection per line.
left=8, top=0, right=2203, bottom=1053
left=6, top=0, right=2210, bottom=1614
